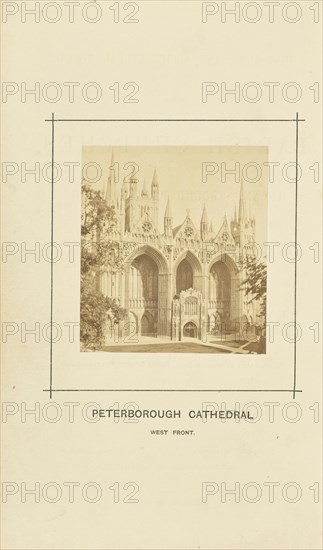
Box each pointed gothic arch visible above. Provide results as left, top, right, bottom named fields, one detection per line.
left=173, top=250, right=202, bottom=276
left=208, top=252, right=239, bottom=275
left=173, top=250, right=203, bottom=295
left=176, top=259, right=193, bottom=294
left=124, top=244, right=168, bottom=275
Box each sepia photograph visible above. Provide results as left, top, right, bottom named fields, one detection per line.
left=2, top=1, right=322, bottom=548
left=81, top=146, right=268, bottom=354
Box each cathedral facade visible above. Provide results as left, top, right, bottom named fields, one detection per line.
left=99, top=154, right=257, bottom=342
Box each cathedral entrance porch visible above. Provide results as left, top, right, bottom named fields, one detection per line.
left=183, top=321, right=198, bottom=338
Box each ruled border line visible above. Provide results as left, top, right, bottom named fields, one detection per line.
left=45, top=114, right=302, bottom=399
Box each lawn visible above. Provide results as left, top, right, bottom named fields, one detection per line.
left=103, top=342, right=231, bottom=353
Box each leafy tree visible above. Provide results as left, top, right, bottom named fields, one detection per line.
left=81, top=182, right=123, bottom=274
left=239, top=255, right=267, bottom=319
left=240, top=255, right=267, bottom=353
left=239, top=255, right=267, bottom=353
left=81, top=182, right=126, bottom=351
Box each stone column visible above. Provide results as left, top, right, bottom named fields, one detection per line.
left=115, top=272, right=119, bottom=299
left=124, top=268, right=130, bottom=310
left=158, top=273, right=172, bottom=337
left=202, top=261, right=209, bottom=338
left=120, top=272, right=126, bottom=308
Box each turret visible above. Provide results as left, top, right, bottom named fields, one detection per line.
left=151, top=169, right=159, bottom=200
left=104, top=151, right=117, bottom=207
left=149, top=169, right=159, bottom=226
left=164, top=197, right=172, bottom=237
left=236, top=179, right=256, bottom=249
left=200, top=204, right=208, bottom=241
left=129, top=177, right=137, bottom=197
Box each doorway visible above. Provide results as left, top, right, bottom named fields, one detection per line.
left=183, top=321, right=197, bottom=338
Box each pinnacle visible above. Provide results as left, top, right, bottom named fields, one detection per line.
left=201, top=204, right=208, bottom=223
left=152, top=168, right=158, bottom=187
left=165, top=196, right=172, bottom=218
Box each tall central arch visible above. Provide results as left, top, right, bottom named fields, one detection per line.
left=176, top=259, right=193, bottom=293
left=174, top=250, right=203, bottom=294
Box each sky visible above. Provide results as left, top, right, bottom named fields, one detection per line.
left=82, top=146, right=268, bottom=244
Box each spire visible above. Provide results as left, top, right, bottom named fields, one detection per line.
left=164, top=197, right=172, bottom=219
left=105, top=151, right=117, bottom=206
left=152, top=168, right=158, bottom=186
left=239, top=179, right=246, bottom=222
left=200, top=204, right=208, bottom=241
left=164, top=197, right=172, bottom=237
left=209, top=220, right=214, bottom=233
left=201, top=204, right=208, bottom=224
left=151, top=168, right=159, bottom=200
left=234, top=205, right=237, bottom=223
left=110, top=150, right=115, bottom=167
left=141, top=178, right=148, bottom=197
left=108, top=152, right=115, bottom=189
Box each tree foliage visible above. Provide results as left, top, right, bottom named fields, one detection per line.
left=80, top=182, right=126, bottom=351
left=239, top=255, right=267, bottom=320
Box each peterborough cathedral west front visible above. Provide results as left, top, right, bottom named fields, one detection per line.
left=99, top=154, right=258, bottom=344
